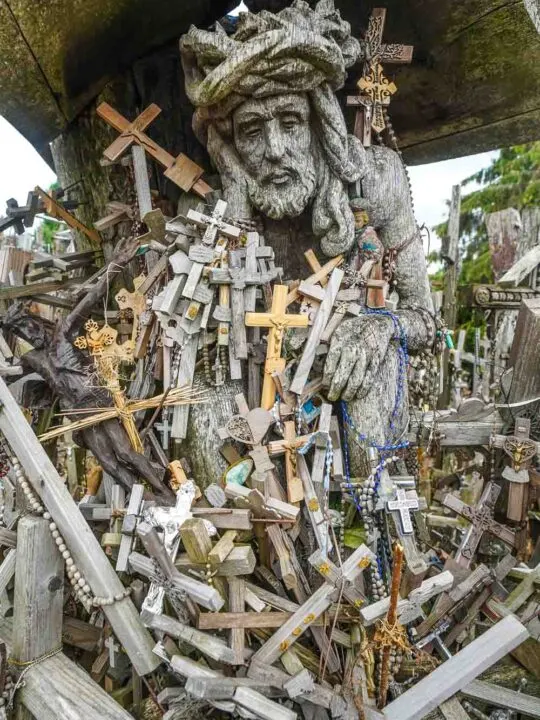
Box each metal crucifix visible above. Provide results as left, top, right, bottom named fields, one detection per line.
left=347, top=8, right=413, bottom=146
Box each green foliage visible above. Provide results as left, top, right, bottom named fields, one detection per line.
left=41, top=219, right=61, bottom=252
left=434, top=142, right=540, bottom=349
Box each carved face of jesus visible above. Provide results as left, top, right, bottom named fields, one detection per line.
left=232, top=94, right=317, bottom=219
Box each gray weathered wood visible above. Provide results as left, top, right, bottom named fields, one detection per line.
left=12, top=516, right=64, bottom=665
left=146, top=613, right=241, bottom=665
left=438, top=697, right=471, bottom=720
left=461, top=680, right=540, bottom=719
left=383, top=616, right=529, bottom=720
left=360, top=570, right=454, bottom=626
left=290, top=268, right=344, bottom=395
left=0, top=377, right=159, bottom=675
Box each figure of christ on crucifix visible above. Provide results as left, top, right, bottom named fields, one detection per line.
left=179, top=0, right=434, bottom=480
left=1, top=237, right=173, bottom=501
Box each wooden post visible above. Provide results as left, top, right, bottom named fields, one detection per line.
left=507, top=298, right=540, bottom=403
left=12, top=516, right=63, bottom=720
left=0, top=377, right=159, bottom=676
left=440, top=184, right=461, bottom=407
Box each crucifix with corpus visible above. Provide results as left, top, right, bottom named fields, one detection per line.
left=347, top=8, right=413, bottom=146
left=245, top=285, right=309, bottom=410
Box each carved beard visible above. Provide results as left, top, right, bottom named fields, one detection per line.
left=244, top=155, right=317, bottom=220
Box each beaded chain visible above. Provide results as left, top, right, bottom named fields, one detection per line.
left=339, top=310, right=410, bottom=597
left=8, top=453, right=131, bottom=613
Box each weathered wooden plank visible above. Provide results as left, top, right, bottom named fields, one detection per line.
left=0, top=377, right=158, bottom=675
left=439, top=697, right=471, bottom=720
left=290, top=268, right=344, bottom=395
left=383, top=616, right=529, bottom=720
left=461, top=680, right=540, bottom=719
left=12, top=516, right=64, bottom=665
left=146, top=613, right=241, bottom=665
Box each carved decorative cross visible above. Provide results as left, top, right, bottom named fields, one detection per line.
left=440, top=482, right=517, bottom=568
left=347, top=8, right=413, bottom=146
left=387, top=487, right=419, bottom=534
left=245, top=285, right=309, bottom=409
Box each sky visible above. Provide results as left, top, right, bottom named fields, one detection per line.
left=0, top=111, right=497, bottom=250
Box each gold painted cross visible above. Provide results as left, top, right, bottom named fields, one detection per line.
left=245, top=285, right=308, bottom=410
left=347, top=8, right=413, bottom=146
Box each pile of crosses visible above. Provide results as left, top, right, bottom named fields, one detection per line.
left=0, top=98, right=536, bottom=720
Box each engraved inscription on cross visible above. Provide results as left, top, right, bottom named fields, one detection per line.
left=440, top=481, right=517, bottom=568
left=387, top=487, right=419, bottom=535
left=347, top=8, right=413, bottom=146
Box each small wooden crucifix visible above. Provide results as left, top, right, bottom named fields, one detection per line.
left=498, top=417, right=537, bottom=522
left=245, top=285, right=309, bottom=410
left=440, top=481, right=517, bottom=568
left=347, top=8, right=413, bottom=146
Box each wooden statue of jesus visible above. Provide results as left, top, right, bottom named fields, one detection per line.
left=179, top=0, right=435, bottom=481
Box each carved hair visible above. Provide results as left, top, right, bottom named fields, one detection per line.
left=207, top=88, right=364, bottom=256
left=180, top=0, right=367, bottom=256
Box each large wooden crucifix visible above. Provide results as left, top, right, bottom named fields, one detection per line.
left=97, top=102, right=211, bottom=198
left=440, top=482, right=517, bottom=568
left=245, top=285, right=309, bottom=410
left=347, top=8, right=413, bottom=146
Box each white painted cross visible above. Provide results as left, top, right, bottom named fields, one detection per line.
left=387, top=487, right=419, bottom=534
left=105, top=634, right=120, bottom=668
left=187, top=199, right=241, bottom=247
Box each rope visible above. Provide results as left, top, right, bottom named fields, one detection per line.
left=7, top=646, right=63, bottom=709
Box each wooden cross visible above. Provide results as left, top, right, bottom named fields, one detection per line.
left=187, top=200, right=241, bottom=247
left=96, top=102, right=211, bottom=197
left=290, top=267, right=344, bottom=396
left=347, top=8, right=413, bottom=146
left=36, top=186, right=102, bottom=247
left=250, top=543, right=374, bottom=666
left=116, top=484, right=145, bottom=573
left=104, top=634, right=120, bottom=669
left=245, top=285, right=309, bottom=410
left=499, top=417, right=536, bottom=522
left=361, top=570, right=454, bottom=627
left=440, top=482, right=517, bottom=568
left=155, top=411, right=171, bottom=452
left=387, top=487, right=419, bottom=534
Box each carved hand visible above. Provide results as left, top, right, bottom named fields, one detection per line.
left=323, top=315, right=396, bottom=401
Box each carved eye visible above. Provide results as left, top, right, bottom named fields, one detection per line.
left=281, top=115, right=300, bottom=130
left=242, top=125, right=262, bottom=139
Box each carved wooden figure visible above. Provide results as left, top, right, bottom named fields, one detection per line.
left=245, top=286, right=309, bottom=409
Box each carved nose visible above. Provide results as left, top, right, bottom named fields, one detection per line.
left=265, top=122, right=285, bottom=162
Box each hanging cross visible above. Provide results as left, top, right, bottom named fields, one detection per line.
left=245, top=285, right=309, bottom=410
left=387, top=487, right=419, bottom=535
left=440, top=482, right=517, bottom=568
left=96, top=102, right=211, bottom=198
left=347, top=8, right=413, bottom=146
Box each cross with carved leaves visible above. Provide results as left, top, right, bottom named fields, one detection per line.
left=347, top=8, right=413, bottom=146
